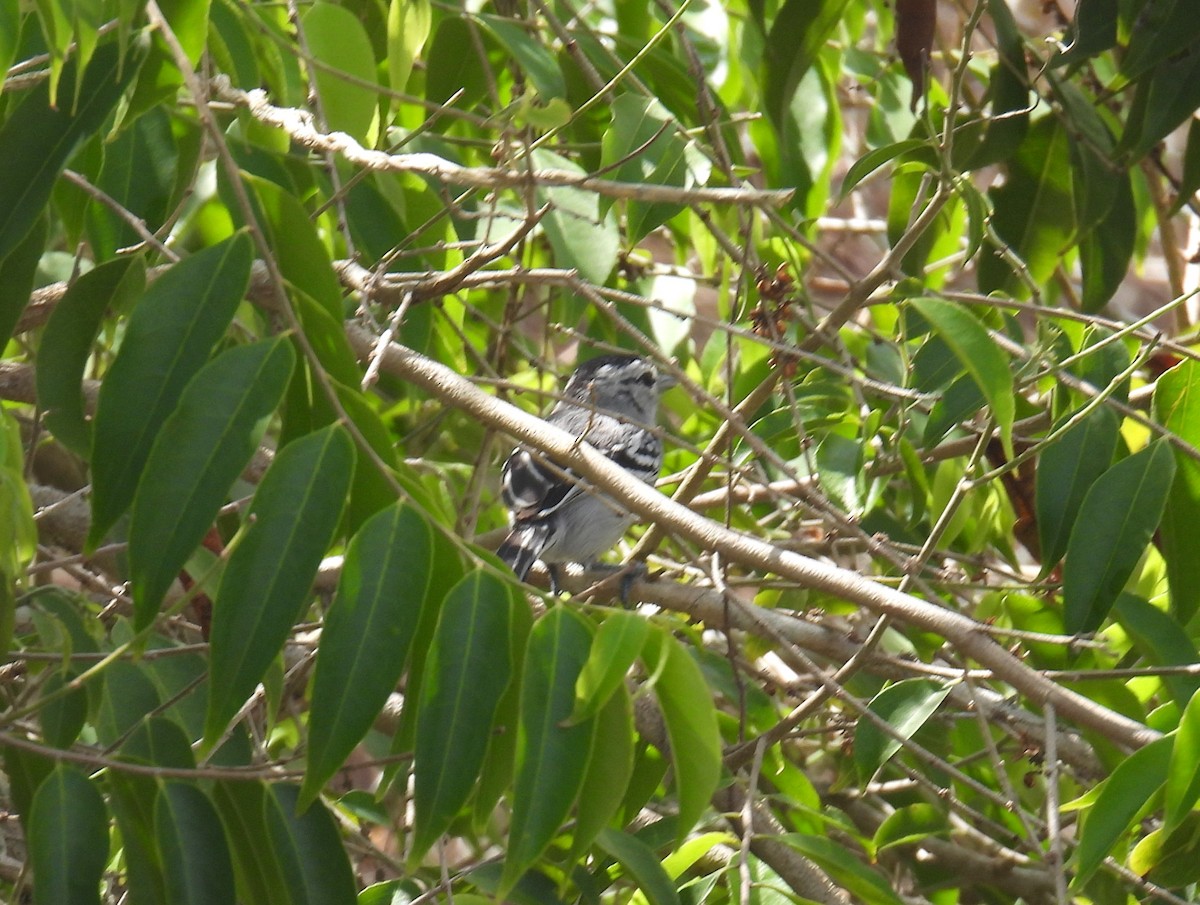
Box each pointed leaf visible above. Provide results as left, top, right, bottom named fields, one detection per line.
left=409, top=569, right=520, bottom=859
left=569, top=610, right=648, bottom=724
left=1114, top=594, right=1200, bottom=712
left=90, top=232, right=254, bottom=547
left=38, top=255, right=146, bottom=456
left=568, top=685, right=635, bottom=868
left=0, top=37, right=144, bottom=261
left=0, top=216, right=47, bottom=347
left=778, top=834, right=906, bottom=905
left=264, top=785, right=356, bottom=905
left=156, top=782, right=237, bottom=905
left=911, top=298, right=1014, bottom=458
left=29, top=765, right=109, bottom=905
left=205, top=425, right=355, bottom=744
left=1165, top=691, right=1200, bottom=835
left=641, top=627, right=722, bottom=840
left=129, top=338, right=295, bottom=629
left=387, top=0, right=431, bottom=95
left=1035, top=406, right=1119, bottom=570
left=109, top=773, right=170, bottom=905
left=1064, top=441, right=1175, bottom=634
left=501, top=606, right=597, bottom=895
left=1154, top=360, right=1200, bottom=624
left=594, top=827, right=681, bottom=905
left=854, top=678, right=953, bottom=783
left=303, top=503, right=448, bottom=809
left=1076, top=735, right=1173, bottom=885
left=212, top=781, right=291, bottom=905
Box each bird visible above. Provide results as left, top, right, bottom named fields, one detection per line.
left=497, top=354, right=673, bottom=585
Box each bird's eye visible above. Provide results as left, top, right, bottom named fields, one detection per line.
left=637, top=371, right=655, bottom=387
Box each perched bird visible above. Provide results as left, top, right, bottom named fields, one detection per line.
left=497, top=354, right=673, bottom=583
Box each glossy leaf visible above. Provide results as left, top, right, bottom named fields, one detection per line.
left=568, top=685, right=635, bottom=868
left=642, top=626, right=723, bottom=841
left=569, top=609, right=648, bottom=725
left=594, top=827, right=681, bottom=905
left=778, top=834, right=906, bottom=905
left=911, top=298, right=1014, bottom=458
left=1063, top=441, right=1175, bottom=634
left=38, top=255, right=146, bottom=456
left=157, top=782, right=237, bottom=905
left=1114, top=594, right=1200, bottom=713
left=761, top=0, right=849, bottom=130
left=0, top=216, right=47, bottom=348
left=264, top=784, right=357, bottom=905
left=212, top=781, right=291, bottom=905
left=1165, top=690, right=1200, bottom=835
left=479, top=14, right=565, bottom=100
left=129, top=337, right=295, bottom=630
left=501, top=606, right=597, bottom=896
left=108, top=773, right=169, bottom=905
left=1075, top=735, right=1173, bottom=885
left=0, top=37, right=144, bottom=261
left=38, top=669, right=88, bottom=748
left=304, top=503, right=447, bottom=809
left=205, top=425, right=355, bottom=744
left=29, top=765, right=109, bottom=905
left=1035, top=406, right=1119, bottom=571
left=89, top=232, right=254, bottom=548
left=1154, top=359, right=1200, bottom=625
left=301, top=2, right=379, bottom=144
left=977, top=117, right=1074, bottom=298
left=854, top=678, right=952, bottom=783
left=873, top=803, right=948, bottom=851
left=409, top=569, right=519, bottom=859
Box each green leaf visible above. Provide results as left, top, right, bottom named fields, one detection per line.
left=569, top=610, right=648, bottom=725
left=39, top=668, right=88, bottom=748
left=120, top=716, right=197, bottom=769
left=1035, top=406, right=1119, bottom=571
left=594, top=827, right=682, bottom=905
left=0, top=0, right=17, bottom=91
left=38, top=255, right=145, bottom=456
left=479, top=14, right=565, bottom=100
left=779, top=834, right=906, bottom=905
left=854, top=678, right=952, bottom=783
left=303, top=503, right=448, bottom=809
left=873, top=803, right=949, bottom=851
left=962, top=0, right=1029, bottom=169
left=1063, top=441, right=1176, bottom=634
left=212, top=781, right=291, bottom=905
left=501, top=606, right=597, bottom=896
left=1165, top=690, right=1200, bottom=835
left=156, top=782, right=238, bottom=905
left=1075, top=735, right=1173, bottom=885
left=301, top=2, right=379, bottom=144
left=89, top=232, right=254, bottom=547
left=29, top=765, right=109, bottom=905
left=1114, top=594, right=1200, bottom=712
left=0, top=37, right=144, bottom=261
left=839, top=138, right=928, bottom=199
left=108, top=773, right=169, bottom=905
left=409, top=569, right=520, bottom=859
left=977, top=117, right=1074, bottom=298
left=387, top=0, right=431, bottom=95
left=911, top=298, right=1015, bottom=458
left=1153, top=359, right=1200, bottom=624
left=0, top=216, right=47, bottom=348
left=205, top=425, right=355, bottom=744
left=264, top=784, right=357, bottom=905
left=568, top=685, right=635, bottom=868
left=1119, top=0, right=1200, bottom=82
left=532, top=148, right=619, bottom=286
left=129, top=337, right=295, bottom=630
left=761, top=0, right=849, bottom=132
left=94, top=660, right=161, bottom=746
left=4, top=745, right=54, bottom=831
left=641, top=626, right=723, bottom=841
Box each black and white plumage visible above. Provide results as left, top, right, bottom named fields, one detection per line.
left=497, top=354, right=673, bottom=582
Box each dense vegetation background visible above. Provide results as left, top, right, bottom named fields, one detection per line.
left=1, top=0, right=1199, bottom=902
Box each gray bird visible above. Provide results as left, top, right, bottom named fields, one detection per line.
left=497, top=354, right=673, bottom=583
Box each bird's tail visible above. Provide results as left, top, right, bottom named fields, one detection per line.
left=497, top=522, right=551, bottom=580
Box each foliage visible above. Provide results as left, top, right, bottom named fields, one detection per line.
left=1, top=0, right=1200, bottom=903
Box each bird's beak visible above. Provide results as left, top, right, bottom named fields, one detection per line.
left=656, top=370, right=678, bottom=391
